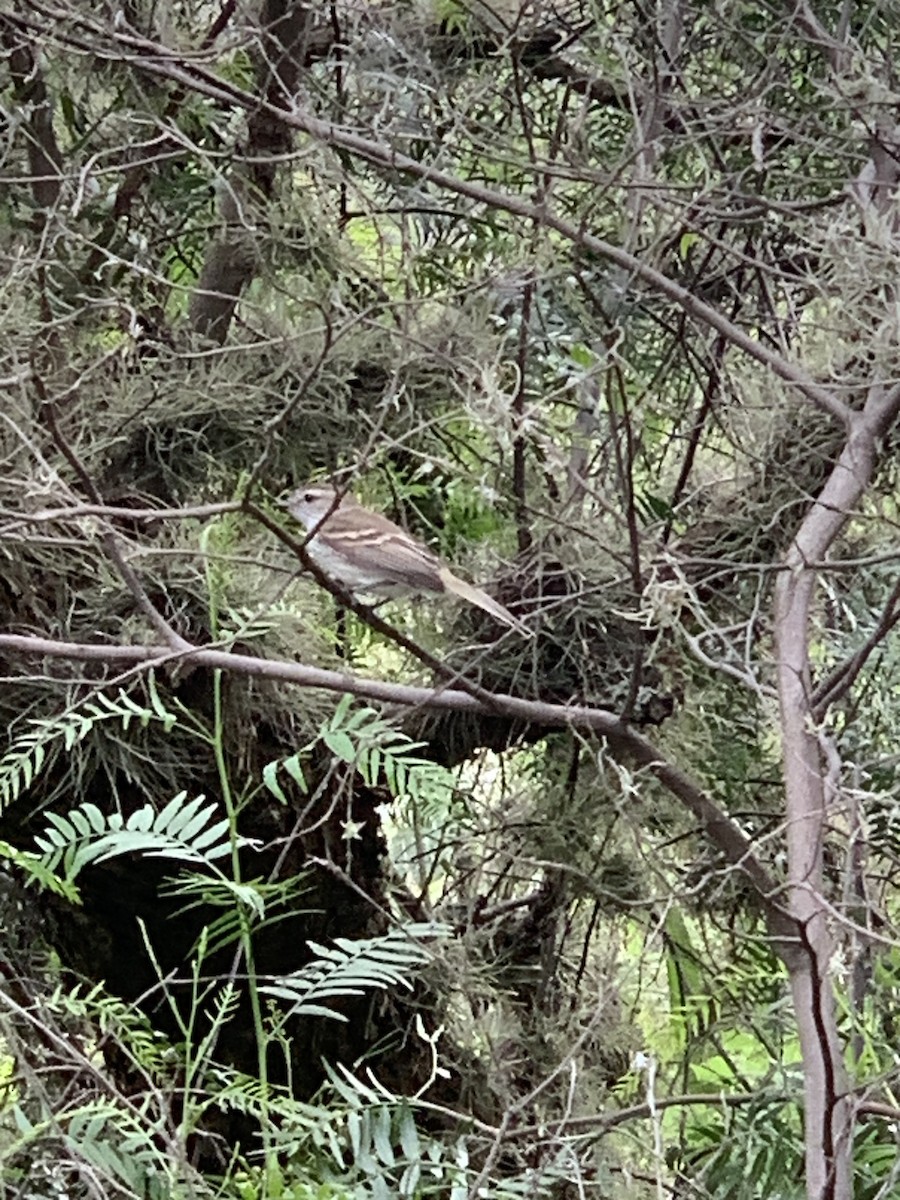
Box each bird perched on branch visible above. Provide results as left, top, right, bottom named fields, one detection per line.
left=286, top=484, right=528, bottom=634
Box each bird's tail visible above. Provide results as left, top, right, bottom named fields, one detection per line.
left=439, top=568, right=531, bottom=636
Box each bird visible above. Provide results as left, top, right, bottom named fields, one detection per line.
left=286, top=484, right=528, bottom=633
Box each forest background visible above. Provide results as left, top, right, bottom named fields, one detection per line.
left=1, top=2, right=900, bottom=1199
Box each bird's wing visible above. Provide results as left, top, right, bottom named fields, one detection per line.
left=369, top=532, right=444, bottom=591
left=317, top=507, right=445, bottom=592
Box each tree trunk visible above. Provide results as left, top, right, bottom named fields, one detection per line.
left=774, top=390, right=900, bottom=1200
left=189, top=0, right=312, bottom=343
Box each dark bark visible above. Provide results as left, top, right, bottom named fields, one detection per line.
left=189, top=1, right=313, bottom=343
left=0, top=13, right=63, bottom=214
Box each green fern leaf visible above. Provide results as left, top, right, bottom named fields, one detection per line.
left=35, top=793, right=250, bottom=882
left=0, top=675, right=178, bottom=815
left=262, top=759, right=288, bottom=803
left=260, top=923, right=450, bottom=1021
left=262, top=751, right=308, bottom=802
left=0, top=839, right=81, bottom=902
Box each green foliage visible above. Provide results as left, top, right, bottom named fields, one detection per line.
left=264, top=696, right=454, bottom=812
left=676, top=1092, right=804, bottom=1200
left=0, top=675, right=177, bottom=816
left=48, top=981, right=175, bottom=1076
left=4, top=1095, right=199, bottom=1200
left=9, top=0, right=900, bottom=1196
left=273, top=1068, right=574, bottom=1200
left=34, top=791, right=245, bottom=884
left=261, top=922, right=450, bottom=1021
left=0, top=838, right=81, bottom=903
left=60, top=1105, right=174, bottom=1198
left=164, top=869, right=314, bottom=957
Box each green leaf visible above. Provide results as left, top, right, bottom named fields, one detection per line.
left=36, top=795, right=247, bottom=882
left=127, top=807, right=154, bottom=833
left=679, top=231, right=700, bottom=259
left=282, top=753, right=307, bottom=790
left=372, top=1107, right=395, bottom=1167
left=398, top=1105, right=419, bottom=1161
left=164, top=793, right=209, bottom=836
left=260, top=924, right=449, bottom=1020
left=262, top=760, right=288, bottom=803
left=323, top=730, right=356, bottom=762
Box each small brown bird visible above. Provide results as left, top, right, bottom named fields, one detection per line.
left=286, top=484, right=528, bottom=633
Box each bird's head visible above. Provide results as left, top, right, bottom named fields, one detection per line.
left=286, top=484, right=344, bottom=530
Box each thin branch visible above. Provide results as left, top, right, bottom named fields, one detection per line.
left=1, top=502, right=242, bottom=525
left=0, top=15, right=63, bottom=212
left=242, top=305, right=338, bottom=497
left=502, top=1089, right=778, bottom=1141
left=2, top=494, right=526, bottom=709
left=773, top=385, right=900, bottom=1199
left=242, top=499, right=515, bottom=713
left=32, top=374, right=193, bottom=656
left=512, top=275, right=534, bottom=555
left=812, top=577, right=900, bottom=720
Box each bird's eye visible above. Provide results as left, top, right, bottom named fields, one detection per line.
left=303, top=491, right=315, bottom=502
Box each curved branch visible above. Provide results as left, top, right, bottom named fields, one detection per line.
left=812, top=577, right=900, bottom=719
left=188, top=1, right=314, bottom=343
left=0, top=14, right=63, bottom=213
left=773, top=385, right=900, bottom=1198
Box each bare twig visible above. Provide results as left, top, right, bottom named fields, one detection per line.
left=811, top=577, right=900, bottom=720
left=32, top=374, right=193, bottom=656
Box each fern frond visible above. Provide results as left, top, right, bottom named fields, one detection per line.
left=206, top=1064, right=329, bottom=1128
left=263, top=696, right=454, bottom=813
left=260, top=922, right=450, bottom=1021
left=34, top=792, right=252, bottom=882
left=46, top=982, right=174, bottom=1075
left=163, top=870, right=313, bottom=957
left=61, top=1100, right=195, bottom=1198
left=0, top=839, right=81, bottom=902
left=0, top=674, right=178, bottom=815
left=189, top=981, right=243, bottom=1075
left=262, top=750, right=308, bottom=803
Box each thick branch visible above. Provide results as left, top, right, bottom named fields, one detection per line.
left=773, top=385, right=900, bottom=1200
left=0, top=629, right=785, bottom=919
left=0, top=13, right=63, bottom=212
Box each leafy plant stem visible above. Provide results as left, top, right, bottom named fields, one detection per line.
left=206, top=524, right=274, bottom=1187
left=212, top=666, right=273, bottom=1182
